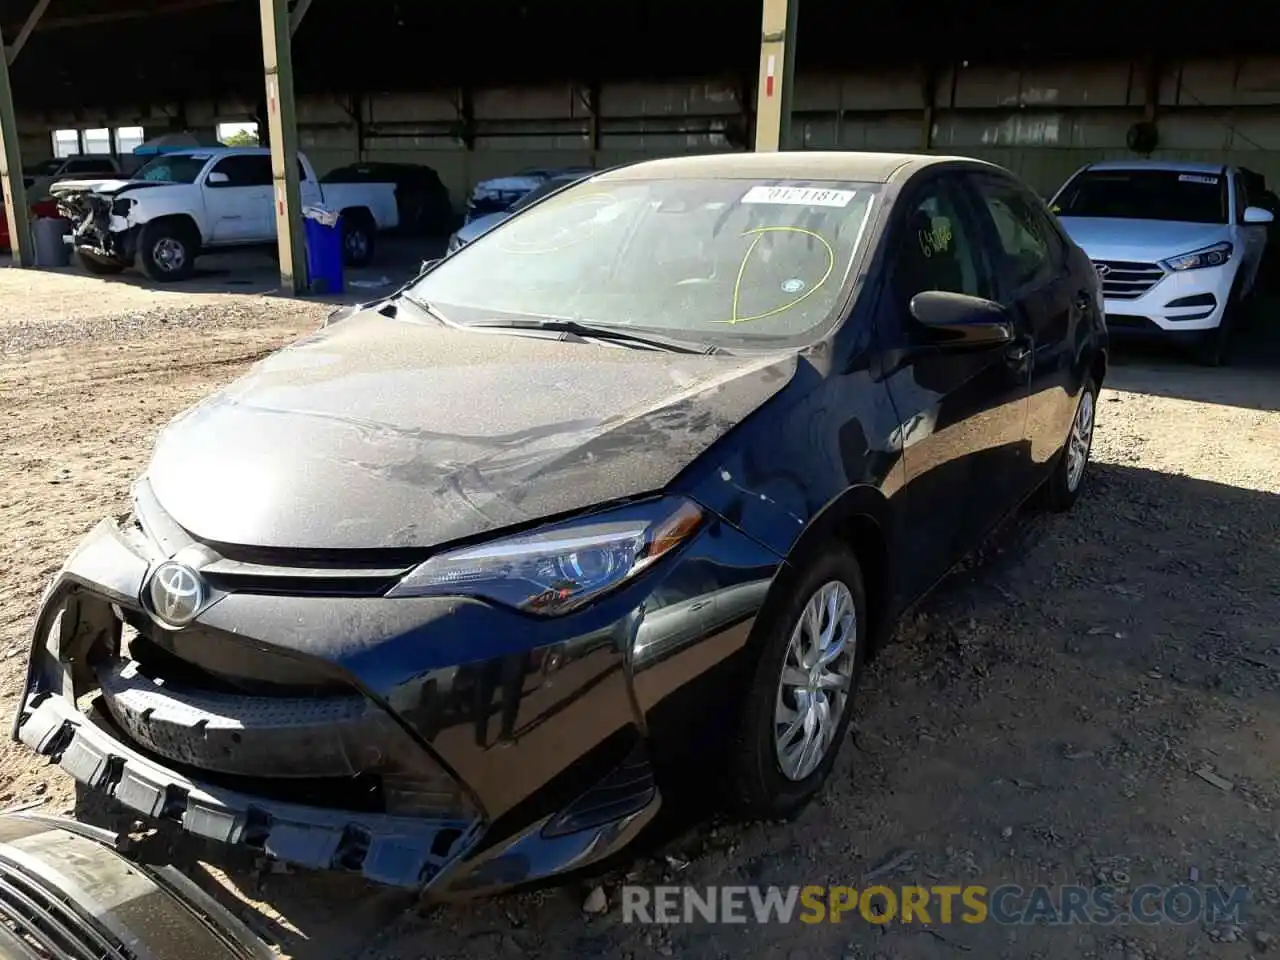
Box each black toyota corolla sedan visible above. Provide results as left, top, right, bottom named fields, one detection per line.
left=15, top=152, right=1106, bottom=899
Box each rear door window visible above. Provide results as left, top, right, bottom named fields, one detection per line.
left=209, top=155, right=273, bottom=187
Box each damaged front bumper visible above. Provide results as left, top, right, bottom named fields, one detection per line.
left=55, top=191, right=138, bottom=265
left=18, top=692, right=477, bottom=885
left=10, top=487, right=770, bottom=897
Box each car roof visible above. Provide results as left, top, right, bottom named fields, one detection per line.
left=165, top=147, right=271, bottom=157
left=594, top=151, right=988, bottom=184
left=1084, top=159, right=1228, bottom=175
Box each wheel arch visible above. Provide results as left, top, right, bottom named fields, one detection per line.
left=339, top=205, right=375, bottom=228
left=770, top=484, right=897, bottom=659
left=1089, top=348, right=1107, bottom=390
left=142, top=213, right=202, bottom=249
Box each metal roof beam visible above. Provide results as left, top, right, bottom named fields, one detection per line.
left=5, top=0, right=51, bottom=65
left=289, top=0, right=312, bottom=35
left=3, top=0, right=238, bottom=35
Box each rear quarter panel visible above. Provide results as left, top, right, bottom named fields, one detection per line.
left=319, top=182, right=401, bottom=230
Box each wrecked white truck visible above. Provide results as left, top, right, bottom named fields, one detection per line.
left=51, top=147, right=399, bottom=281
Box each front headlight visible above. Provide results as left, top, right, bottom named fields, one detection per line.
left=110, top=197, right=135, bottom=218
left=387, top=497, right=704, bottom=615
left=1161, top=241, right=1232, bottom=272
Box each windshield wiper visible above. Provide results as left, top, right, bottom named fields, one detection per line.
left=388, top=291, right=450, bottom=324
left=462, top=318, right=719, bottom=355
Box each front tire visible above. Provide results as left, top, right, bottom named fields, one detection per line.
left=137, top=219, right=198, bottom=282
left=1195, top=290, right=1241, bottom=367
left=729, top=545, right=866, bottom=820
left=1041, top=377, right=1097, bottom=512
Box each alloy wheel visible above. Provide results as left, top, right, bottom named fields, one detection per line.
left=345, top=229, right=369, bottom=261
left=153, top=238, right=186, bottom=273
left=1066, top=388, right=1095, bottom=493
left=774, top=580, right=857, bottom=781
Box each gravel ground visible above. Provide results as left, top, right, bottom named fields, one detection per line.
left=1, top=267, right=1278, bottom=960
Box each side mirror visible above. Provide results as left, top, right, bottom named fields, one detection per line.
left=1243, top=206, right=1274, bottom=225
left=909, top=291, right=1014, bottom=346
left=206, top=171, right=231, bottom=186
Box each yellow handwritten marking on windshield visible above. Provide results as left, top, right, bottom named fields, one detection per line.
left=715, top=225, right=835, bottom=325
left=495, top=193, right=620, bottom=256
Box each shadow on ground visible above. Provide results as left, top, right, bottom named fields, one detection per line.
left=1105, top=297, right=1280, bottom=412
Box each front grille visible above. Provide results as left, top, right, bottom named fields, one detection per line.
left=0, top=855, right=132, bottom=960
left=1093, top=260, right=1165, bottom=300
left=91, top=653, right=471, bottom=819
left=123, top=615, right=345, bottom=695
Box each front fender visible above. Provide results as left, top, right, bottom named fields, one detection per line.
left=127, top=189, right=210, bottom=241
left=674, top=363, right=905, bottom=562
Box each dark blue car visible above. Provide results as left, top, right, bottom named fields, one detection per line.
left=15, top=151, right=1106, bottom=900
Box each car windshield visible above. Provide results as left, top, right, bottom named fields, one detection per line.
left=1054, top=169, right=1228, bottom=224
left=25, top=159, right=65, bottom=176
left=132, top=154, right=210, bottom=184
left=408, top=177, right=879, bottom=346
left=508, top=177, right=582, bottom=213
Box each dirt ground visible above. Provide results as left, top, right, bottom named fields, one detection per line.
left=1, top=267, right=1278, bottom=960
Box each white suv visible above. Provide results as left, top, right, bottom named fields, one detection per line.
left=1050, top=160, right=1273, bottom=364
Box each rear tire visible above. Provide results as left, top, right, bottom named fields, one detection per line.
left=77, top=252, right=124, bottom=276
left=1041, top=377, right=1097, bottom=512
left=137, top=219, right=198, bottom=282
left=341, top=211, right=376, bottom=267
left=728, top=545, right=866, bottom=820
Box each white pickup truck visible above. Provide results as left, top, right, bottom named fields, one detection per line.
left=50, top=147, right=399, bottom=281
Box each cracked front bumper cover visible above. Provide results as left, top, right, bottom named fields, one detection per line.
left=11, top=503, right=761, bottom=897
left=16, top=691, right=477, bottom=888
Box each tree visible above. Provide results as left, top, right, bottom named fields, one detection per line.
left=221, top=130, right=259, bottom=147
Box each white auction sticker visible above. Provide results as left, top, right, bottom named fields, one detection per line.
left=741, top=185, right=856, bottom=207
left=1179, top=174, right=1219, bottom=185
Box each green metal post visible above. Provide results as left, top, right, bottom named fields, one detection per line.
left=0, top=25, right=30, bottom=266
left=259, top=0, right=306, bottom=293
left=755, top=0, right=800, bottom=151
left=778, top=0, right=799, bottom=150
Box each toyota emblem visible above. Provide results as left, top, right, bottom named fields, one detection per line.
left=1094, top=263, right=1111, bottom=277
left=146, top=560, right=207, bottom=628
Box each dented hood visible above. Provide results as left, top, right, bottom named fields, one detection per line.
left=146, top=309, right=797, bottom=551
left=50, top=179, right=171, bottom=199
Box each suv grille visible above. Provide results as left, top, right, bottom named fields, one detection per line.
left=1093, top=260, right=1165, bottom=300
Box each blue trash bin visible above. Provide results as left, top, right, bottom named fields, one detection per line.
left=303, top=209, right=344, bottom=295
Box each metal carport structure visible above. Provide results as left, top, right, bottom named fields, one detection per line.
left=1, top=0, right=1275, bottom=285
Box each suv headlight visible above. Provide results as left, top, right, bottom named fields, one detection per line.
left=1161, top=241, right=1232, bottom=272
left=387, top=497, right=704, bottom=615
